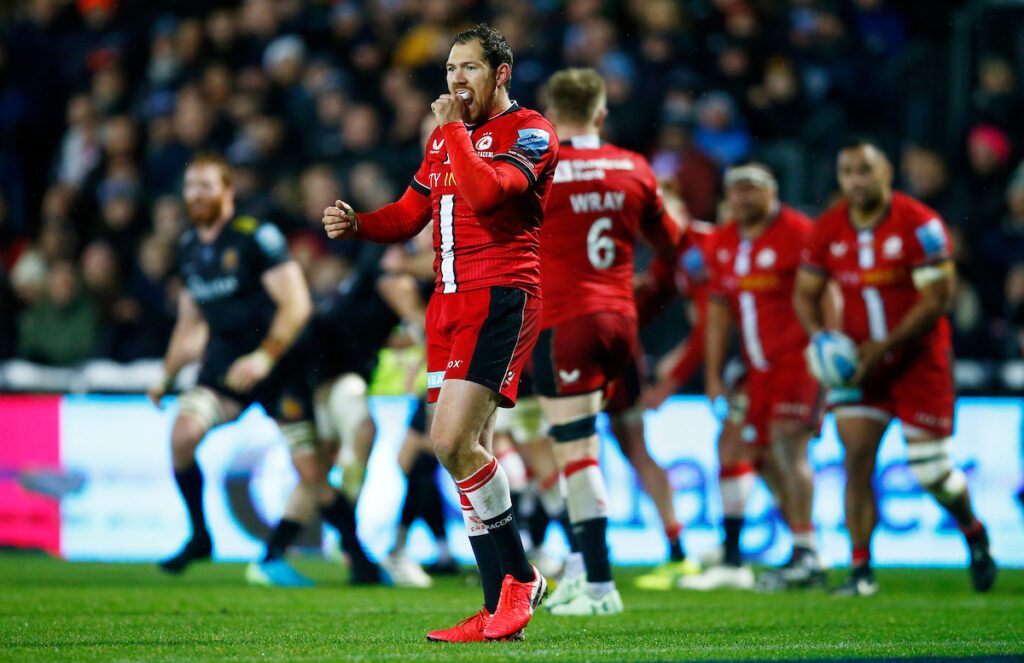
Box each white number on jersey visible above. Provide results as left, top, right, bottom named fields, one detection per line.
left=587, top=216, right=615, bottom=270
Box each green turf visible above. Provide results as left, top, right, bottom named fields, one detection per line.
left=0, top=555, right=1021, bottom=661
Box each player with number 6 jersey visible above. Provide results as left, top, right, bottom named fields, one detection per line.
left=532, top=68, right=680, bottom=618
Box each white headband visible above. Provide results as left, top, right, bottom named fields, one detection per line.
left=724, top=165, right=777, bottom=191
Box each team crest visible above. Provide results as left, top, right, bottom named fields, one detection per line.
left=221, top=248, right=239, bottom=272
left=756, top=248, right=777, bottom=268
left=883, top=235, right=903, bottom=258
left=830, top=241, right=848, bottom=257
left=279, top=396, right=304, bottom=420
left=475, top=135, right=493, bottom=151
left=717, top=248, right=730, bottom=263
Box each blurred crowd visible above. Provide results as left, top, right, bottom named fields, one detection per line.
left=0, top=0, right=1022, bottom=375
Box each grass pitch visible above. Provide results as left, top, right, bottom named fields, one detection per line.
left=0, top=555, right=1021, bottom=661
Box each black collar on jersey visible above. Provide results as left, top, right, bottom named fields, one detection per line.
left=568, top=135, right=601, bottom=149
left=845, top=197, right=893, bottom=233
left=465, top=101, right=522, bottom=132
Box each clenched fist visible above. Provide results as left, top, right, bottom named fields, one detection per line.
left=323, top=199, right=360, bottom=240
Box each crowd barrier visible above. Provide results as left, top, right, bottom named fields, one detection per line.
left=1, top=394, right=1021, bottom=567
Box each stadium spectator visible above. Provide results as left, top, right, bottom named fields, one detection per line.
left=16, top=259, right=97, bottom=366
left=0, top=0, right=1018, bottom=371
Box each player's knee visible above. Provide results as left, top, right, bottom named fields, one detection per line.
left=906, top=438, right=965, bottom=503
left=170, top=415, right=207, bottom=466
left=291, top=449, right=324, bottom=485
left=430, top=430, right=462, bottom=469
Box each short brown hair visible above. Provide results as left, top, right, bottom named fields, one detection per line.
left=186, top=153, right=233, bottom=187
left=546, top=68, right=606, bottom=124
left=452, top=23, right=513, bottom=77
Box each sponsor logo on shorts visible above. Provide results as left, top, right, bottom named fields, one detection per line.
left=447, top=360, right=463, bottom=369
left=558, top=368, right=581, bottom=384
left=427, top=371, right=446, bottom=389
left=503, top=370, right=516, bottom=387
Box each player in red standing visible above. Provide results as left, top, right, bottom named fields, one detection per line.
left=323, top=24, right=558, bottom=640
left=682, top=163, right=825, bottom=590
left=794, top=140, right=996, bottom=596
left=530, top=68, right=680, bottom=615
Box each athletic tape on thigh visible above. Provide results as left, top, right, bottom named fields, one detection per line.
left=549, top=415, right=598, bottom=443
left=832, top=405, right=892, bottom=423
left=906, top=437, right=955, bottom=486
left=177, top=387, right=227, bottom=432
left=280, top=420, right=318, bottom=452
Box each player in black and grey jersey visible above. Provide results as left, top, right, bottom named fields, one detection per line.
left=149, top=154, right=375, bottom=579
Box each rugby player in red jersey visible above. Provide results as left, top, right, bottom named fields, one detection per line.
left=530, top=68, right=680, bottom=615
left=681, top=163, right=824, bottom=591
left=323, top=24, right=558, bottom=641
left=794, top=140, right=996, bottom=596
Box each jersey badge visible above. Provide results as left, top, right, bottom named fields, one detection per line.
left=882, top=235, right=903, bottom=259
left=756, top=248, right=777, bottom=268
left=510, top=128, right=550, bottom=163
left=915, top=218, right=946, bottom=259
left=221, top=248, right=239, bottom=272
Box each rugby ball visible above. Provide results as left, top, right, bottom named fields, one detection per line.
left=805, top=331, right=858, bottom=387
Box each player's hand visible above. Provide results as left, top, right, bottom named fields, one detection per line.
left=640, top=379, right=677, bottom=411
left=706, top=376, right=730, bottom=418
left=225, top=350, right=274, bottom=393
left=323, top=199, right=360, bottom=240
left=146, top=374, right=172, bottom=409
left=851, top=340, right=887, bottom=386
left=431, top=93, right=468, bottom=125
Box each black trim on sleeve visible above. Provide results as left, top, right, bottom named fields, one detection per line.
left=410, top=178, right=430, bottom=196
left=494, top=154, right=537, bottom=187
left=799, top=263, right=829, bottom=275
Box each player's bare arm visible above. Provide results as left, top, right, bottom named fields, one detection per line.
left=850, top=259, right=956, bottom=386
left=149, top=291, right=209, bottom=408
left=793, top=267, right=828, bottom=337
left=704, top=297, right=733, bottom=403
left=225, top=260, right=312, bottom=393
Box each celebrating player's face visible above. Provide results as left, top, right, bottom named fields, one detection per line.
left=837, top=146, right=891, bottom=212
left=184, top=164, right=227, bottom=227
left=446, top=40, right=498, bottom=123
left=726, top=180, right=774, bottom=226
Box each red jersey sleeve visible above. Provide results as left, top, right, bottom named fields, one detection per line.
left=356, top=185, right=432, bottom=243
left=905, top=209, right=952, bottom=267
left=637, top=161, right=681, bottom=258
left=706, top=233, right=728, bottom=301
left=492, top=121, right=557, bottom=188
left=802, top=212, right=832, bottom=274
left=441, top=122, right=531, bottom=213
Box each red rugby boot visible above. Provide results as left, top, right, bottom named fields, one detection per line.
left=483, top=565, right=547, bottom=640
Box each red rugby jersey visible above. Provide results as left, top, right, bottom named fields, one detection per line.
left=357, top=102, right=559, bottom=297
left=708, top=205, right=814, bottom=372
left=539, top=135, right=680, bottom=328
left=802, top=191, right=953, bottom=354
